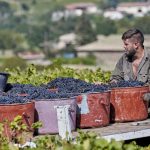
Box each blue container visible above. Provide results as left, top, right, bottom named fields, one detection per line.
left=0, top=72, right=9, bottom=91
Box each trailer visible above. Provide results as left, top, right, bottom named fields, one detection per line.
left=54, top=103, right=150, bottom=141
left=73, top=118, right=150, bottom=141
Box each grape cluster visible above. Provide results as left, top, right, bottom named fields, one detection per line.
left=108, top=80, right=145, bottom=88
left=46, top=77, right=109, bottom=93
left=0, top=77, right=145, bottom=104
left=3, top=83, right=80, bottom=103
left=0, top=93, right=29, bottom=104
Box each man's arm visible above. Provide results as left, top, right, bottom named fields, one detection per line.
left=110, top=56, right=124, bottom=82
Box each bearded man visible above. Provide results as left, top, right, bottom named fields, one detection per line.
left=110, top=28, right=150, bottom=84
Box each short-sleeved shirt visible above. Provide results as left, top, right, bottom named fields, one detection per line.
left=111, top=49, right=150, bottom=83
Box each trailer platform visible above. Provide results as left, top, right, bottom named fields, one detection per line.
left=73, top=119, right=150, bottom=141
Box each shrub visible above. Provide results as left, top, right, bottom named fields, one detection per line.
left=52, top=56, right=96, bottom=65
left=0, top=57, right=27, bottom=71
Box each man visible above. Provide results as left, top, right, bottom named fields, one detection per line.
left=110, top=28, right=150, bottom=84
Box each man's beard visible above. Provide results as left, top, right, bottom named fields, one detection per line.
left=125, top=48, right=136, bottom=62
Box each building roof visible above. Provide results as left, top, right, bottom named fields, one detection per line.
left=76, top=34, right=150, bottom=52
left=65, top=2, right=96, bottom=10
left=117, top=2, right=150, bottom=8
left=18, top=51, right=45, bottom=60
left=77, top=35, right=123, bottom=51
left=59, top=33, right=76, bottom=43
left=104, top=10, right=124, bottom=20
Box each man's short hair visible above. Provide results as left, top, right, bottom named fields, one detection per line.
left=122, top=28, right=144, bottom=47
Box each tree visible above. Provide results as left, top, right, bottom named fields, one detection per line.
left=98, top=0, right=118, bottom=9
left=0, top=30, right=27, bottom=54
left=21, top=3, right=30, bottom=11
left=75, top=14, right=97, bottom=45
left=0, top=1, right=13, bottom=19
left=32, top=0, right=37, bottom=5
left=115, top=17, right=134, bottom=33
left=93, top=15, right=117, bottom=36
left=133, top=16, right=150, bottom=34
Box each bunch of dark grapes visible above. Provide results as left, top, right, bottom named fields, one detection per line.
left=45, top=77, right=109, bottom=93
left=108, top=80, right=145, bottom=88
left=0, top=92, right=30, bottom=104
left=5, top=83, right=81, bottom=101
left=0, top=78, right=145, bottom=104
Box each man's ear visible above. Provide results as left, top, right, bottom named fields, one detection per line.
left=134, top=42, right=139, bottom=49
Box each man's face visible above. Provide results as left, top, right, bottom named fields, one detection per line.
left=123, top=39, right=137, bottom=58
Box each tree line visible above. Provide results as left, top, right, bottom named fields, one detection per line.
left=0, top=0, right=150, bottom=56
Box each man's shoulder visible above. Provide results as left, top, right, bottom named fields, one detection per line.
left=146, top=48, right=150, bottom=53
left=119, top=53, right=126, bottom=60
left=116, top=53, right=126, bottom=64
left=145, top=48, right=150, bottom=58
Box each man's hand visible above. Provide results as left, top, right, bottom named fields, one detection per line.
left=143, top=93, right=150, bottom=102
left=110, top=79, right=118, bottom=84
left=94, top=81, right=102, bottom=85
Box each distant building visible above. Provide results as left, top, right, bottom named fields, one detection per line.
left=51, top=2, right=101, bottom=21
left=59, top=33, right=76, bottom=45
left=117, top=2, right=150, bottom=17
left=65, top=2, right=99, bottom=16
left=51, top=11, right=64, bottom=22
left=76, top=34, right=150, bottom=70
left=52, top=33, right=76, bottom=50
left=103, top=9, right=124, bottom=20
left=18, top=51, right=45, bottom=60
left=18, top=51, right=51, bottom=66
left=0, top=50, right=14, bottom=57
left=58, top=33, right=77, bottom=58
left=39, top=33, right=76, bottom=57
